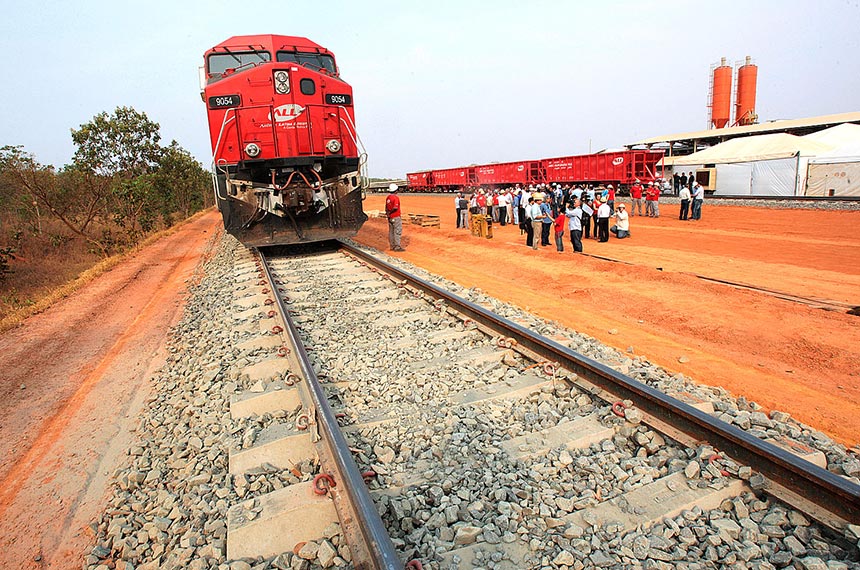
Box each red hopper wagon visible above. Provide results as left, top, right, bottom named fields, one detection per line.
left=542, top=150, right=664, bottom=186
left=431, top=166, right=477, bottom=190
left=475, top=161, right=542, bottom=187
left=406, top=171, right=433, bottom=191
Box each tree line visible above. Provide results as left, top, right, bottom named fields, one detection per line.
left=0, top=107, right=212, bottom=279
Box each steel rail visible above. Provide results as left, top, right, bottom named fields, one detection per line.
left=339, top=242, right=860, bottom=526
left=257, top=250, right=402, bottom=570
left=573, top=253, right=856, bottom=314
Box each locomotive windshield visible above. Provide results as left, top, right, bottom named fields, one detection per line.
left=208, top=50, right=271, bottom=81
left=276, top=51, right=337, bottom=75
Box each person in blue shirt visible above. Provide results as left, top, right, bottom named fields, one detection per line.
left=540, top=196, right=553, bottom=246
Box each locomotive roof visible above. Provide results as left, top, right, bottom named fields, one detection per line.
left=208, top=35, right=333, bottom=55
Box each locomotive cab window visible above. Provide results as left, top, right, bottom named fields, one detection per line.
left=300, top=78, right=316, bottom=95
left=207, top=50, right=271, bottom=82
left=276, top=51, right=337, bottom=75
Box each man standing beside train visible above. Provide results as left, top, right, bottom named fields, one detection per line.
left=385, top=183, right=405, bottom=251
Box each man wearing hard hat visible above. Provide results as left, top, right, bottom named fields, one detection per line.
left=385, top=183, right=405, bottom=251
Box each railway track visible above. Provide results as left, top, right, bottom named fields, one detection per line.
left=87, top=235, right=860, bottom=570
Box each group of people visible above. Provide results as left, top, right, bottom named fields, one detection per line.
left=454, top=183, right=637, bottom=253
left=387, top=177, right=705, bottom=252
left=452, top=178, right=706, bottom=251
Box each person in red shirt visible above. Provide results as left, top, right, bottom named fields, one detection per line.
left=651, top=183, right=660, bottom=218
left=476, top=190, right=487, bottom=215
left=607, top=184, right=616, bottom=214
left=385, top=183, right=404, bottom=251
left=553, top=211, right=566, bottom=252
left=630, top=179, right=643, bottom=216
left=644, top=183, right=656, bottom=217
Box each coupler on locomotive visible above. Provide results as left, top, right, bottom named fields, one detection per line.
left=214, top=163, right=367, bottom=247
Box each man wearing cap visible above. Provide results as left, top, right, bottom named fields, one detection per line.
left=385, top=183, right=405, bottom=251
left=630, top=180, right=643, bottom=216
left=497, top=189, right=509, bottom=226
left=596, top=196, right=611, bottom=242
left=644, top=183, right=657, bottom=217
left=610, top=203, right=630, bottom=239
left=476, top=189, right=487, bottom=215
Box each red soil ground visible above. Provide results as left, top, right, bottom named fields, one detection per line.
left=0, top=199, right=857, bottom=569
left=359, top=195, right=860, bottom=447
left=0, top=212, right=222, bottom=569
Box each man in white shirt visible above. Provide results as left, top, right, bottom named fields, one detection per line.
left=530, top=195, right=545, bottom=250
left=497, top=191, right=509, bottom=226
left=691, top=182, right=705, bottom=220
left=610, top=203, right=630, bottom=239
left=455, top=193, right=464, bottom=228
left=596, top=197, right=611, bottom=242
left=678, top=185, right=691, bottom=220
left=523, top=196, right=534, bottom=247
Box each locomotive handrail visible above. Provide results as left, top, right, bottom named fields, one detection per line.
left=211, top=109, right=236, bottom=170
left=336, top=108, right=369, bottom=187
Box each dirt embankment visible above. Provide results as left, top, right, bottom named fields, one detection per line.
left=0, top=211, right=222, bottom=570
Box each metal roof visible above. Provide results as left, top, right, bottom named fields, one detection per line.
left=628, top=111, right=860, bottom=147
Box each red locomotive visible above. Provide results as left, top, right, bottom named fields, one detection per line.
left=406, top=150, right=664, bottom=192
left=201, top=35, right=367, bottom=246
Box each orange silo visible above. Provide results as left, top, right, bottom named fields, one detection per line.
left=710, top=57, right=732, bottom=129
left=735, top=56, right=758, bottom=126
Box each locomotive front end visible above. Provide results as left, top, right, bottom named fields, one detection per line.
left=202, top=35, right=367, bottom=246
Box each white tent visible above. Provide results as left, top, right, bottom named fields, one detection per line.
left=669, top=133, right=834, bottom=196
left=803, top=124, right=860, bottom=196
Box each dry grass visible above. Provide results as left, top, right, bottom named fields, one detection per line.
left=0, top=209, right=213, bottom=333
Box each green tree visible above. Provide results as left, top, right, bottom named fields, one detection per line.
left=155, top=141, right=211, bottom=218
left=111, top=174, right=160, bottom=237
left=71, top=106, right=162, bottom=179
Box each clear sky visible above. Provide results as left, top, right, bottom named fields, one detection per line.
left=2, top=0, right=858, bottom=178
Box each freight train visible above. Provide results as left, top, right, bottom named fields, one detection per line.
left=201, top=35, right=368, bottom=247
left=407, top=150, right=664, bottom=192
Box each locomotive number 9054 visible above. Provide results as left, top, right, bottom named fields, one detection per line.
left=208, top=95, right=241, bottom=109
left=324, top=94, right=352, bottom=105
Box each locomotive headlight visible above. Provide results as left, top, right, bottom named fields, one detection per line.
left=244, top=143, right=261, bottom=158
left=274, top=70, right=290, bottom=94
left=326, top=139, right=342, bottom=153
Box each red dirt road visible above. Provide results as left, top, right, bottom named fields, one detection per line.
left=0, top=211, right=222, bottom=569
left=360, top=195, right=860, bottom=446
